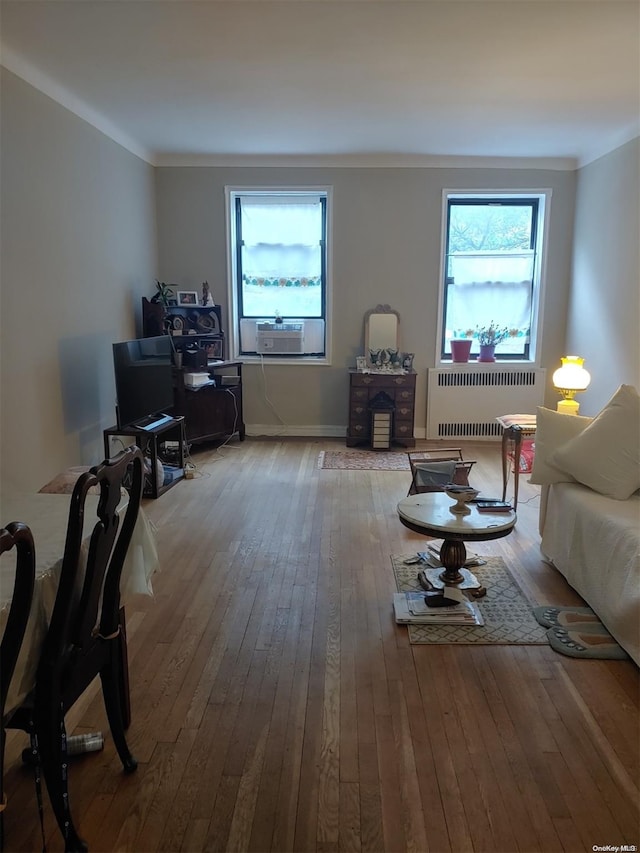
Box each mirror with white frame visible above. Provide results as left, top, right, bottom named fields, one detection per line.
left=364, top=304, right=400, bottom=366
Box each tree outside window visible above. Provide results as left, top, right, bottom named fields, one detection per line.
left=441, top=196, right=545, bottom=360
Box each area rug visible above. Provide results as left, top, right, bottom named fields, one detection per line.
left=319, top=450, right=411, bottom=470
left=392, top=554, right=547, bottom=645
left=533, top=605, right=629, bottom=660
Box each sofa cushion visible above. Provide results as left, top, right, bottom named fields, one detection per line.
left=549, top=384, right=640, bottom=500
left=529, top=407, right=593, bottom=485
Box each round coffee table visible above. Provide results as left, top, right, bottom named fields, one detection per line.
left=397, top=492, right=517, bottom=591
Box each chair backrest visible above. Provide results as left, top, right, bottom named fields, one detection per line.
left=407, top=450, right=477, bottom=495
left=39, top=446, right=144, bottom=692
left=0, top=522, right=36, bottom=721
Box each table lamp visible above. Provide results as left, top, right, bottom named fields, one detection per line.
left=552, top=356, right=591, bottom=414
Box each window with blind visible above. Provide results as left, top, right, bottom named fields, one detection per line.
left=439, top=193, right=550, bottom=361
left=227, top=189, right=330, bottom=358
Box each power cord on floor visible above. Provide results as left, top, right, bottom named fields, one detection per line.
left=184, top=387, right=243, bottom=472
left=209, top=388, right=242, bottom=460
left=255, top=353, right=288, bottom=437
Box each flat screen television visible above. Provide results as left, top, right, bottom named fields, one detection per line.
left=112, top=336, right=174, bottom=428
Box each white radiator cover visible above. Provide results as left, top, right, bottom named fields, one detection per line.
left=427, top=367, right=546, bottom=440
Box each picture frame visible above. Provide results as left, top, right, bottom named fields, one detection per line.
left=356, top=356, right=367, bottom=371
left=204, top=338, right=223, bottom=360
left=177, top=290, right=199, bottom=306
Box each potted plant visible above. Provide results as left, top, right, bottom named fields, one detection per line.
left=451, top=330, right=474, bottom=363
left=475, top=322, right=510, bottom=362
left=150, top=280, right=175, bottom=307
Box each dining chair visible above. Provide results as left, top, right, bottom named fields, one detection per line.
left=7, top=446, right=144, bottom=853
left=1, top=522, right=36, bottom=853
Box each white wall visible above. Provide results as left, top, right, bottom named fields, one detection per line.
left=566, top=138, right=640, bottom=415
left=0, top=70, right=157, bottom=491
left=156, top=165, right=576, bottom=435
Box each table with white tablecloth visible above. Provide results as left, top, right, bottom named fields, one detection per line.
left=0, top=491, right=159, bottom=716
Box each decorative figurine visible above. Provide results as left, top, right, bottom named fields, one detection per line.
left=201, top=281, right=214, bottom=307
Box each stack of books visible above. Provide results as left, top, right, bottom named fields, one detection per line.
left=393, top=589, right=484, bottom=626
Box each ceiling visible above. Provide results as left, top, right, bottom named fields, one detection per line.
left=1, top=1, right=639, bottom=168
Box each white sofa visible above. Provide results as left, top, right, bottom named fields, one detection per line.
left=531, top=385, right=640, bottom=666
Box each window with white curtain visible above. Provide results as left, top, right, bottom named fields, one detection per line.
left=227, top=189, right=330, bottom=358
left=439, top=194, right=549, bottom=361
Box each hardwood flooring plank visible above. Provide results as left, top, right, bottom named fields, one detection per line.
left=132, top=727, right=198, bottom=852
left=339, top=781, right=362, bottom=853
left=270, top=555, right=319, bottom=853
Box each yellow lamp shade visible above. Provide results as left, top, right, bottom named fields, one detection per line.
left=552, top=356, right=591, bottom=414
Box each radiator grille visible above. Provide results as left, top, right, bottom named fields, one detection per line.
left=436, top=369, right=540, bottom=388
left=436, top=421, right=504, bottom=438
left=427, top=367, right=546, bottom=440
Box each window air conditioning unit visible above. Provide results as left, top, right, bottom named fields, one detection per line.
left=256, top=322, right=305, bottom=355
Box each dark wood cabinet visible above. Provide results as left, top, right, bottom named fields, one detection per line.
left=141, top=297, right=243, bottom=446
left=346, top=370, right=416, bottom=448
left=173, top=362, right=245, bottom=445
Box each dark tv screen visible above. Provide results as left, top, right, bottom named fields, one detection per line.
left=113, top=336, right=174, bottom=428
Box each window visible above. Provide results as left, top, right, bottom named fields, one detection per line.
left=438, top=192, right=549, bottom=361
left=226, top=189, right=330, bottom=359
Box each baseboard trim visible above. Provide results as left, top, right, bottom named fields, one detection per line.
left=245, top=424, right=427, bottom=439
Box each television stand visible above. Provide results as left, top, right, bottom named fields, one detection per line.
left=103, top=416, right=186, bottom=498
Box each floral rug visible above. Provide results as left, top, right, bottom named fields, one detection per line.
left=318, top=450, right=411, bottom=471
left=393, top=554, right=547, bottom=645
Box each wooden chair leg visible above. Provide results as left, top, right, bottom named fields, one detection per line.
left=34, top=693, right=87, bottom=853
left=117, top=610, right=132, bottom=730
left=1, top=728, right=6, bottom=853
left=100, top=648, right=137, bottom=774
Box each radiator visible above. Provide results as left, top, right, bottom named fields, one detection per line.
left=427, top=367, right=546, bottom=439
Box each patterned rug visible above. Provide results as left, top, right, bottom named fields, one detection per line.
left=318, top=450, right=411, bottom=470
left=392, top=554, right=547, bottom=645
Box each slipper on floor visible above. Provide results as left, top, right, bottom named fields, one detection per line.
left=533, top=605, right=599, bottom=629
left=546, top=626, right=629, bottom=660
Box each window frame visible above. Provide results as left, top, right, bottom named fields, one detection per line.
left=435, top=189, right=551, bottom=366
left=225, top=186, right=333, bottom=364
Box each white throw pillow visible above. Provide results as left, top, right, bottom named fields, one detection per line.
left=529, top=407, right=593, bottom=485
left=549, top=384, right=640, bottom=500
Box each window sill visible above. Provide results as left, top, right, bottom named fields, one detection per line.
left=239, top=355, right=331, bottom=366
left=438, top=359, right=537, bottom=367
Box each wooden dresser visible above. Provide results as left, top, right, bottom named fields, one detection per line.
left=346, top=370, right=416, bottom=448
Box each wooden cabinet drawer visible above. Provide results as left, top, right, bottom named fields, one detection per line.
left=351, top=387, right=369, bottom=403
left=347, top=369, right=416, bottom=448
left=395, top=403, right=413, bottom=420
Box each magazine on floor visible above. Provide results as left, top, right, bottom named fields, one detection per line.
left=393, top=590, right=484, bottom=626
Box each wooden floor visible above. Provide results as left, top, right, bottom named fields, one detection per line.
left=4, top=439, right=639, bottom=852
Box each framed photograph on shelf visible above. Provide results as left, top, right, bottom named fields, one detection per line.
left=204, top=338, right=223, bottom=360
left=177, top=290, right=199, bottom=306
